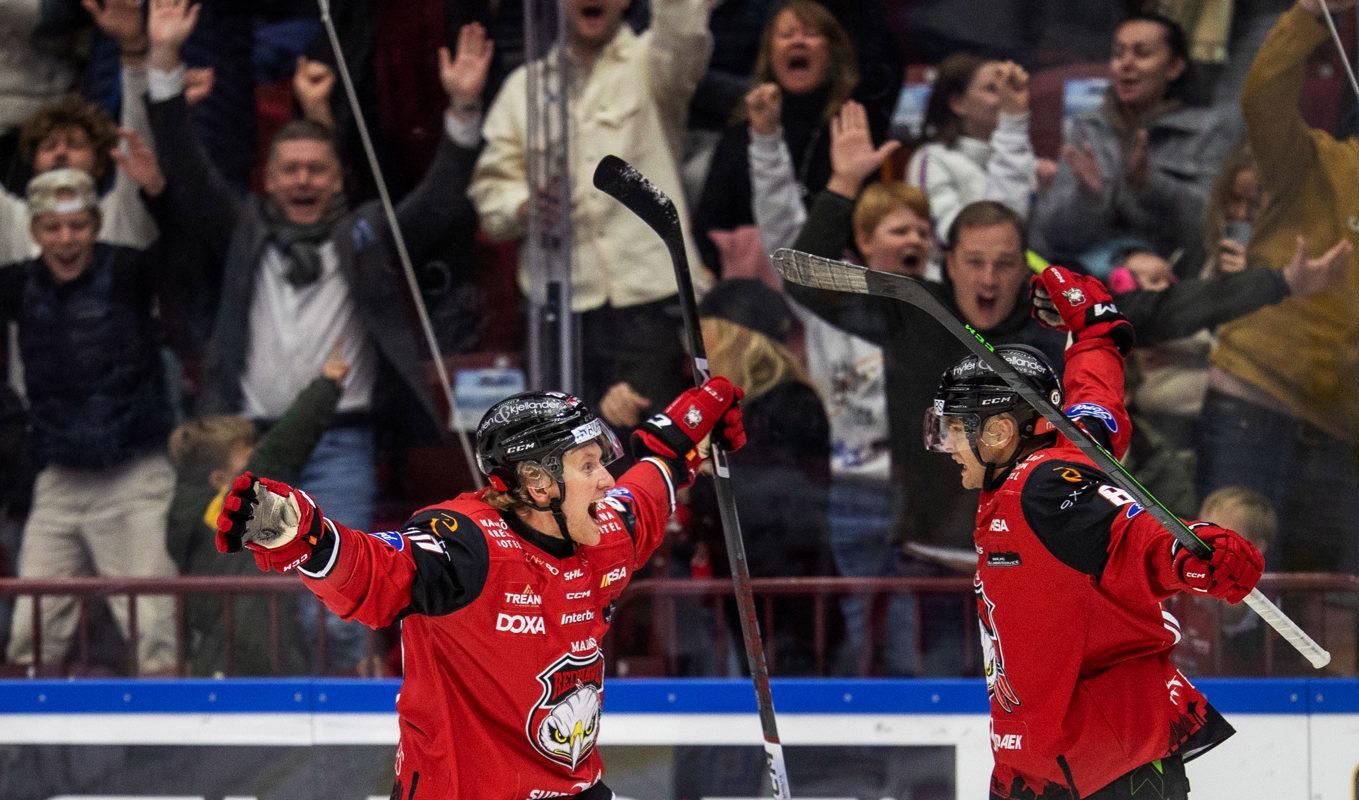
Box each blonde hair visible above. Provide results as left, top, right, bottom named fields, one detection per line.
left=1199, top=485, right=1277, bottom=550
left=482, top=462, right=554, bottom=513
left=168, top=416, right=258, bottom=483
left=701, top=316, right=814, bottom=403
left=853, top=182, right=931, bottom=242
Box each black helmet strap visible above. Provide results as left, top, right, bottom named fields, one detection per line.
left=973, top=412, right=1042, bottom=491
left=523, top=477, right=573, bottom=541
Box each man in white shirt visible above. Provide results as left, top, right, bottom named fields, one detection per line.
left=470, top=0, right=714, bottom=435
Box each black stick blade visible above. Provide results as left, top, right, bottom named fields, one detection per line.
left=592, top=154, right=680, bottom=237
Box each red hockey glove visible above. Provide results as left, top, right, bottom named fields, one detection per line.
left=634, top=377, right=746, bottom=473
left=1171, top=522, right=1264, bottom=604
left=1030, top=265, right=1134, bottom=354
left=215, top=472, right=327, bottom=573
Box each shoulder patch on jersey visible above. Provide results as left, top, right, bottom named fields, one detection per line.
left=1054, top=466, right=1086, bottom=483
left=367, top=530, right=406, bottom=551
left=1064, top=402, right=1119, bottom=433
left=605, top=487, right=634, bottom=502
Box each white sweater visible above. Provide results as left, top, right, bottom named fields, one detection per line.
left=905, top=111, right=1037, bottom=240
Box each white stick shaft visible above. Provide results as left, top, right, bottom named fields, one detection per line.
left=1243, top=588, right=1331, bottom=668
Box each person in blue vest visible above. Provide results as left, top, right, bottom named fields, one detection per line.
left=0, top=167, right=179, bottom=675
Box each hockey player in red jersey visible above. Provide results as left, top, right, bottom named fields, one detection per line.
left=924, top=266, right=1264, bottom=800
left=213, top=379, right=745, bottom=799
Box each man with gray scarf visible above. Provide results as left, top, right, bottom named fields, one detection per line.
left=142, top=0, right=490, bottom=671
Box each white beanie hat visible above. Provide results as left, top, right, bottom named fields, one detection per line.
left=26, top=168, right=98, bottom=218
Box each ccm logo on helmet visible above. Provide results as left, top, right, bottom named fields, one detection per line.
left=496, top=613, right=545, bottom=635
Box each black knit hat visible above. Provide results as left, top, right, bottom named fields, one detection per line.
left=697, top=279, right=793, bottom=342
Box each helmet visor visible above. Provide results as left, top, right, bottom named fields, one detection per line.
left=568, top=417, right=624, bottom=468
left=923, top=407, right=979, bottom=453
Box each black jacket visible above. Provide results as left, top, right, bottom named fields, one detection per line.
left=148, top=92, right=480, bottom=437
left=0, top=245, right=173, bottom=469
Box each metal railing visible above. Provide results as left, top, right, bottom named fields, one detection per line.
left=0, top=573, right=1353, bottom=678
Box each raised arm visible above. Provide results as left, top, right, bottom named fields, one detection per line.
left=1242, top=2, right=1352, bottom=198
left=746, top=83, right=805, bottom=253
left=1117, top=235, right=1351, bottom=345
left=984, top=62, right=1038, bottom=222
left=84, top=0, right=160, bottom=248
left=144, top=0, right=241, bottom=257
left=645, top=0, right=715, bottom=150
left=388, top=23, right=491, bottom=261
left=213, top=472, right=490, bottom=628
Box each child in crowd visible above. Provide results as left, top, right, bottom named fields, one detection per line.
left=1170, top=487, right=1276, bottom=676
left=166, top=349, right=351, bottom=676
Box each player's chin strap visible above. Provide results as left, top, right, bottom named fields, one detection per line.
left=526, top=481, right=573, bottom=541
left=978, top=416, right=1054, bottom=491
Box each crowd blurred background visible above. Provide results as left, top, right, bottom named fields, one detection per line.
left=0, top=0, right=1356, bottom=682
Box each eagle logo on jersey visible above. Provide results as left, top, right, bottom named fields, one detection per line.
left=975, top=575, right=1021, bottom=713
left=527, top=651, right=605, bottom=769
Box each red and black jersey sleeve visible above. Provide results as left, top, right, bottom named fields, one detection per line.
left=1057, top=335, right=1132, bottom=460
left=606, top=457, right=680, bottom=567
left=1020, top=459, right=1182, bottom=603
left=391, top=509, right=490, bottom=619
left=298, top=508, right=489, bottom=628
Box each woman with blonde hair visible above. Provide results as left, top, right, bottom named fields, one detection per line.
left=686, top=279, right=842, bottom=676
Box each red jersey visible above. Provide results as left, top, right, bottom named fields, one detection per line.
left=973, top=338, right=1233, bottom=799
left=296, top=457, right=678, bottom=800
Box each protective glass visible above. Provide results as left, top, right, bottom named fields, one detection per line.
left=923, top=408, right=979, bottom=453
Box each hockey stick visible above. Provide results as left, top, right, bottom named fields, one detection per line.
left=771, top=248, right=1332, bottom=669
left=593, top=155, right=792, bottom=799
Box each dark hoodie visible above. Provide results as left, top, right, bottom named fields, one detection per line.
left=785, top=189, right=1292, bottom=548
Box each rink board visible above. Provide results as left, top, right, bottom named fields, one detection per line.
left=0, top=678, right=1355, bottom=799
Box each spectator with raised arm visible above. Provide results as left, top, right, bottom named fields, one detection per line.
left=0, top=0, right=158, bottom=265
left=143, top=0, right=489, bottom=671
left=470, top=0, right=714, bottom=436
left=750, top=97, right=927, bottom=675
left=1198, top=0, right=1359, bottom=579
left=1, top=169, right=179, bottom=676
left=785, top=97, right=1349, bottom=673
left=167, top=347, right=352, bottom=677
left=906, top=54, right=1046, bottom=241
left=1031, top=12, right=1238, bottom=277
left=693, top=0, right=884, bottom=278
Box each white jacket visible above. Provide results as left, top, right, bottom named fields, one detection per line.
left=905, top=110, right=1036, bottom=240
left=470, top=3, right=712, bottom=311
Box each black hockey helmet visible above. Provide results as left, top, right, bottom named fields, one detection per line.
left=475, top=391, right=622, bottom=493
left=924, top=344, right=1062, bottom=454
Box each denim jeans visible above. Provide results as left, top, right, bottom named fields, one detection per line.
left=1196, top=390, right=1359, bottom=574
left=828, top=477, right=921, bottom=676
left=298, top=425, right=377, bottom=672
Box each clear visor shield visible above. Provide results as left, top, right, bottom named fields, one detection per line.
left=569, top=418, right=624, bottom=468
left=923, top=407, right=979, bottom=453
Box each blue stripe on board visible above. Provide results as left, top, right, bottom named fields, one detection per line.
left=0, top=678, right=1354, bottom=715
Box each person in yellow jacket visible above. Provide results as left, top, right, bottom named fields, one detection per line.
left=1202, top=0, right=1359, bottom=577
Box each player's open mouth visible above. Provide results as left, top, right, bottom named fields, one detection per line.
left=975, top=295, right=998, bottom=313
left=579, top=3, right=605, bottom=19
left=901, top=252, right=923, bottom=273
